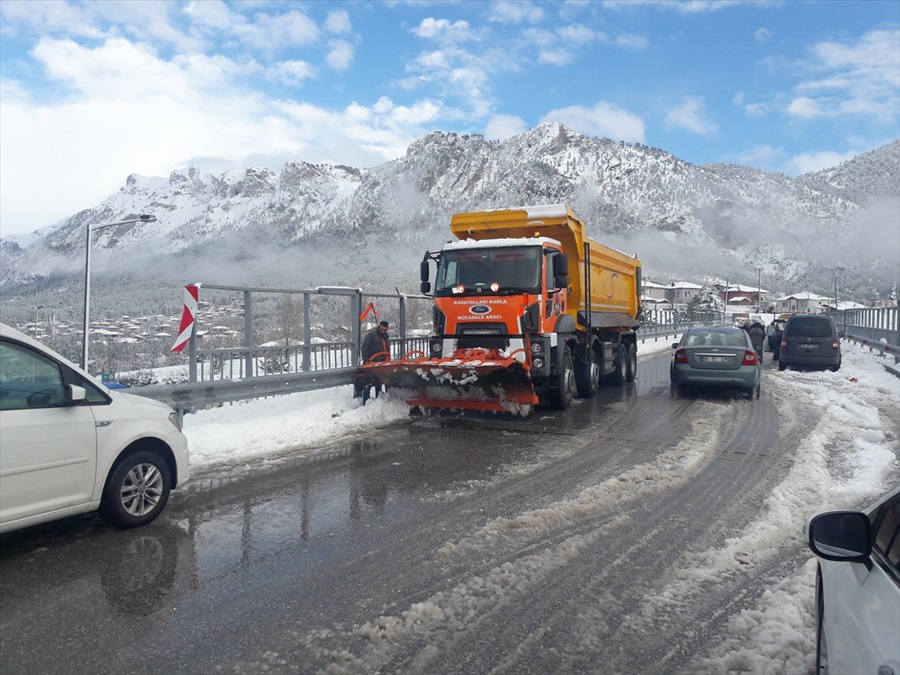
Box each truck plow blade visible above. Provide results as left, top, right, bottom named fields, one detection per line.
left=354, top=350, right=538, bottom=416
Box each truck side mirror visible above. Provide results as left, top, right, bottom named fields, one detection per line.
left=554, top=254, right=568, bottom=277
left=420, top=260, right=430, bottom=282
left=552, top=254, right=569, bottom=289
left=420, top=281, right=432, bottom=294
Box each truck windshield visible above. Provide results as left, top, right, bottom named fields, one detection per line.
left=434, top=247, right=542, bottom=296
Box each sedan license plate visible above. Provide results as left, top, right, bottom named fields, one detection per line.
left=701, top=356, right=730, bottom=363
left=800, top=343, right=819, bottom=349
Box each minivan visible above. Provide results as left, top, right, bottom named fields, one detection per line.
left=778, top=314, right=841, bottom=372
left=0, top=323, right=189, bottom=533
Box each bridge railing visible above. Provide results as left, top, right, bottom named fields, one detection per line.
left=833, top=307, right=898, bottom=348
left=131, top=312, right=725, bottom=417
left=132, top=290, right=900, bottom=416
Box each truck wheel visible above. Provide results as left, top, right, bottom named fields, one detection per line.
left=625, top=343, right=637, bottom=383
left=575, top=347, right=599, bottom=398
left=549, top=346, right=575, bottom=409
left=611, top=344, right=627, bottom=386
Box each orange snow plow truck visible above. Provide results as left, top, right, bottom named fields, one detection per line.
left=357, top=204, right=642, bottom=416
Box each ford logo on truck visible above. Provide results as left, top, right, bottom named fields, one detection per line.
left=469, top=305, right=492, bottom=315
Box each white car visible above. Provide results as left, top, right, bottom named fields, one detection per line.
left=0, top=323, right=189, bottom=533
left=806, top=486, right=900, bottom=675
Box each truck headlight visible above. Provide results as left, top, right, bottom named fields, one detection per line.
left=532, top=357, right=544, bottom=369
left=531, top=342, right=543, bottom=354
left=430, top=340, right=442, bottom=356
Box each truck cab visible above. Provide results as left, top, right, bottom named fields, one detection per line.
left=423, top=237, right=571, bottom=372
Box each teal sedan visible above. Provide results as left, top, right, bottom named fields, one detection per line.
left=670, top=327, right=761, bottom=399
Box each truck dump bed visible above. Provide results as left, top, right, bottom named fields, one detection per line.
left=449, top=205, right=642, bottom=329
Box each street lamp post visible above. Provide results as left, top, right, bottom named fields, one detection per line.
left=82, top=214, right=157, bottom=371
left=7, top=300, right=42, bottom=337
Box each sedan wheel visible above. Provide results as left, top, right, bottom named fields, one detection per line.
left=100, top=450, right=172, bottom=528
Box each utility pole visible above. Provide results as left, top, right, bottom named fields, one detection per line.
left=834, top=272, right=838, bottom=312
left=757, top=267, right=762, bottom=313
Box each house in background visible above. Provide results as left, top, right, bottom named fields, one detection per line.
left=775, top=292, right=831, bottom=314
left=641, top=280, right=671, bottom=308
left=666, top=281, right=703, bottom=309
left=714, top=283, right=768, bottom=308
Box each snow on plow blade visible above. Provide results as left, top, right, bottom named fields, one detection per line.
left=354, top=349, right=538, bottom=416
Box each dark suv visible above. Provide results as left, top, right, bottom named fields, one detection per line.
left=778, top=314, right=841, bottom=372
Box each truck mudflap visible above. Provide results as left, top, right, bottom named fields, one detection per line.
left=353, top=349, right=538, bottom=416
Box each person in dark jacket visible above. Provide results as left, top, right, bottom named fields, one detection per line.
left=359, top=321, right=390, bottom=404
left=744, top=321, right=765, bottom=359
left=772, top=322, right=783, bottom=360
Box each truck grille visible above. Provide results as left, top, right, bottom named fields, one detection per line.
left=456, top=323, right=509, bottom=351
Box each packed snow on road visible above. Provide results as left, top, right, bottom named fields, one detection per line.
left=180, top=339, right=898, bottom=674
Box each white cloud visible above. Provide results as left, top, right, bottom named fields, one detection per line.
left=406, top=46, right=495, bottom=118
left=603, top=0, right=776, bottom=14
left=537, top=48, right=574, bottom=67
left=744, top=101, right=770, bottom=117
left=326, top=40, right=354, bottom=71
left=485, top=114, right=528, bottom=141
left=524, top=25, right=598, bottom=66
left=488, top=0, right=545, bottom=24
left=324, top=9, right=351, bottom=34
left=665, top=96, right=719, bottom=135
left=787, top=149, right=860, bottom=175
left=615, top=33, right=649, bottom=50
left=754, top=27, right=772, bottom=43
left=183, top=0, right=234, bottom=31
left=268, top=59, right=317, bottom=86
left=787, top=96, right=822, bottom=119
left=0, top=36, right=434, bottom=234
left=412, top=17, right=472, bottom=42
left=234, top=10, right=320, bottom=52
left=540, top=101, right=645, bottom=143
left=557, top=24, right=596, bottom=44
left=788, top=29, right=900, bottom=120
left=733, top=144, right=784, bottom=168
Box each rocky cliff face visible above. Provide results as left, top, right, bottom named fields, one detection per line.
left=1, top=124, right=897, bottom=299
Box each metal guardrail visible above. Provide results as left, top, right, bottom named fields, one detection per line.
left=134, top=368, right=358, bottom=418
left=131, top=322, right=724, bottom=416
left=834, top=307, right=898, bottom=348
left=844, top=333, right=900, bottom=364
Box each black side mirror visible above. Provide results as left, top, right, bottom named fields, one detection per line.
left=420, top=281, right=432, bottom=294
left=420, top=260, right=430, bottom=283
left=554, top=275, right=570, bottom=290
left=554, top=254, right=569, bottom=277
left=807, top=511, right=873, bottom=566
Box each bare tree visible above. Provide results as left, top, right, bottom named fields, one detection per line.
left=275, top=293, right=303, bottom=346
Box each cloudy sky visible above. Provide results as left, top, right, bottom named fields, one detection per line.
left=1, top=0, right=898, bottom=236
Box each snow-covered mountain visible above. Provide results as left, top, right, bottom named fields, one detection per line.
left=2, top=124, right=898, bottom=300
